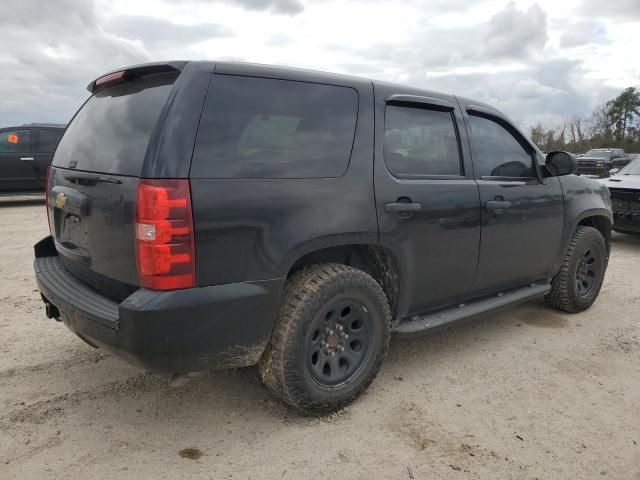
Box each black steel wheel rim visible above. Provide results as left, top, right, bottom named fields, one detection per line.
left=575, top=248, right=599, bottom=297
left=305, top=298, right=373, bottom=387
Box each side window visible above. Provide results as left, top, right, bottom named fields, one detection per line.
left=191, top=75, right=359, bottom=179
left=383, top=105, right=462, bottom=177
left=37, top=129, right=63, bottom=153
left=0, top=129, right=31, bottom=154
left=468, top=114, right=536, bottom=178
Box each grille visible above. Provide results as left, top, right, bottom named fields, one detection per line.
left=609, top=188, right=640, bottom=213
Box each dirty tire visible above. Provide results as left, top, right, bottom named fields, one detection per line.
left=258, top=264, right=391, bottom=415
left=545, top=226, right=607, bottom=313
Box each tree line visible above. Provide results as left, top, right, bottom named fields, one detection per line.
left=528, top=87, right=640, bottom=154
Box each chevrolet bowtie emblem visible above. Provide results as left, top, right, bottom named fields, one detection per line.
left=55, top=192, right=67, bottom=209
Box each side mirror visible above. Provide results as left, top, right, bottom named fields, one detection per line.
left=545, top=151, right=577, bottom=176
left=609, top=168, right=620, bottom=176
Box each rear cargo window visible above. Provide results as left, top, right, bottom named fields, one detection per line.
left=52, top=73, right=177, bottom=176
left=191, top=75, right=358, bottom=178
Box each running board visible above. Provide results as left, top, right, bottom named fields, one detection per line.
left=392, top=283, right=551, bottom=338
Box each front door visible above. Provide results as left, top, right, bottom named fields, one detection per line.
left=461, top=105, right=565, bottom=298
left=0, top=128, right=36, bottom=192
left=374, top=87, right=481, bottom=316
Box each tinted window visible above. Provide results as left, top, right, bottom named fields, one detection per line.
left=38, top=129, right=63, bottom=153
left=53, top=73, right=177, bottom=176
left=468, top=115, right=536, bottom=178
left=384, top=106, right=461, bottom=176
left=0, top=129, right=31, bottom=154
left=192, top=75, right=358, bottom=178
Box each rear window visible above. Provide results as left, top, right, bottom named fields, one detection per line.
left=191, top=75, right=358, bottom=179
left=52, top=73, right=177, bottom=176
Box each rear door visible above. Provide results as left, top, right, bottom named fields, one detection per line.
left=48, top=67, right=193, bottom=301
left=460, top=103, right=565, bottom=297
left=374, top=85, right=481, bottom=315
left=0, top=128, right=37, bottom=192
left=34, top=128, right=64, bottom=188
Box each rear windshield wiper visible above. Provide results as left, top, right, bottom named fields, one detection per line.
left=63, top=173, right=122, bottom=185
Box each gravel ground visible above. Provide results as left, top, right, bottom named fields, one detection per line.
left=1, top=199, right=639, bottom=480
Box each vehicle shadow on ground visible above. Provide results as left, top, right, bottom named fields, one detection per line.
left=11, top=299, right=558, bottom=433
left=611, top=231, right=640, bottom=247
left=0, top=196, right=44, bottom=207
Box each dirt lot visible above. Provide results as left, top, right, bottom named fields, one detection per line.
left=1, top=199, right=639, bottom=480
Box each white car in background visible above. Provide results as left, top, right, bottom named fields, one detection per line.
left=600, top=158, right=640, bottom=235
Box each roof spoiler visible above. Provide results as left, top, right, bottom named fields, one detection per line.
left=87, top=61, right=188, bottom=93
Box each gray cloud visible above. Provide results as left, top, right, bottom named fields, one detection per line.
left=0, top=0, right=149, bottom=127
left=107, top=16, right=233, bottom=48
left=0, top=0, right=636, bottom=131
left=559, top=19, right=608, bottom=47
left=402, top=58, right=619, bottom=128
left=483, top=3, right=547, bottom=59
left=351, top=2, right=548, bottom=73
left=176, top=0, right=304, bottom=15
left=580, top=0, right=640, bottom=20
left=231, top=0, right=304, bottom=15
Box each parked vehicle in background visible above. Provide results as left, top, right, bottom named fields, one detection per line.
left=577, top=148, right=632, bottom=178
left=33, top=61, right=612, bottom=414
left=0, top=123, right=65, bottom=193
left=600, top=158, right=640, bottom=235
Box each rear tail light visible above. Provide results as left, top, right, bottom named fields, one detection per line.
left=135, top=179, right=195, bottom=290
left=45, top=165, right=51, bottom=233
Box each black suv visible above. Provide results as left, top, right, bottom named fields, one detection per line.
left=0, top=123, right=65, bottom=193
left=34, top=62, right=612, bottom=413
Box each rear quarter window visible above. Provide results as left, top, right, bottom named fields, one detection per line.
left=191, top=75, right=359, bottom=179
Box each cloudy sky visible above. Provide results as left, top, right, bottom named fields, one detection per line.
left=1, top=0, right=638, bottom=130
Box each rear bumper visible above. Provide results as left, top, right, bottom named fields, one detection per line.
left=34, top=236, right=283, bottom=373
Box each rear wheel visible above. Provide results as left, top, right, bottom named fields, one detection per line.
left=545, top=226, right=607, bottom=313
left=259, top=264, right=390, bottom=414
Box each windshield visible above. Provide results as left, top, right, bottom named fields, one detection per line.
left=619, top=159, right=640, bottom=175
left=584, top=150, right=612, bottom=159
left=53, top=72, right=177, bottom=176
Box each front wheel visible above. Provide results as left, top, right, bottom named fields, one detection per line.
left=258, top=264, right=390, bottom=414
left=545, top=226, right=607, bottom=313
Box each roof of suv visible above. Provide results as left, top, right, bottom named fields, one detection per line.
left=90, top=59, right=502, bottom=116
left=20, top=123, right=66, bottom=128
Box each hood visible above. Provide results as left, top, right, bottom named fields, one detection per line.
left=579, top=156, right=608, bottom=162
left=599, top=176, right=640, bottom=190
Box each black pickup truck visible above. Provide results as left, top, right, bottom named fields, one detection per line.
left=577, top=148, right=632, bottom=177
left=33, top=61, right=612, bottom=414
left=0, top=124, right=65, bottom=193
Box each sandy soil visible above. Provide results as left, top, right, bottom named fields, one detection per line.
left=1, top=199, right=639, bottom=480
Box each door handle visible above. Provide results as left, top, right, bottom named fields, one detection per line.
left=384, top=201, right=422, bottom=213
left=486, top=200, right=512, bottom=211
left=20, top=157, right=34, bottom=161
